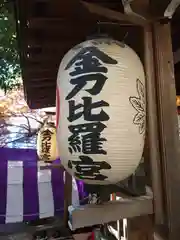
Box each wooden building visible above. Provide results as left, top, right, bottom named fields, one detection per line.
left=14, top=0, right=180, bottom=239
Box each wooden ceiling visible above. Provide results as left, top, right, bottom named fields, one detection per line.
left=171, top=8, right=180, bottom=95
left=15, top=0, right=180, bottom=108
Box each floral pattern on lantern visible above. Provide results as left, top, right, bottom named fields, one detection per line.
left=129, top=79, right=146, bottom=135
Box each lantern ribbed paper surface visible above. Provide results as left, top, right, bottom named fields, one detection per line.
left=37, top=123, right=58, bottom=162
left=56, top=38, right=146, bottom=185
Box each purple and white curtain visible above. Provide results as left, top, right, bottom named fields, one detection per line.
left=0, top=148, right=80, bottom=224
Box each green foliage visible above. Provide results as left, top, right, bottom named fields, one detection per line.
left=0, top=0, right=21, bottom=93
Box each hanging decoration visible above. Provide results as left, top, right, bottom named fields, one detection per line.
left=56, top=38, right=146, bottom=185
left=37, top=122, right=58, bottom=162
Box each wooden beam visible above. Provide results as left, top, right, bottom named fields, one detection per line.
left=26, top=40, right=79, bottom=50
left=0, top=218, right=64, bottom=237
left=24, top=69, right=57, bottom=79
left=23, top=59, right=60, bottom=67
left=39, top=162, right=64, bottom=171
left=81, top=1, right=148, bottom=26
left=25, top=53, right=62, bottom=63
left=173, top=48, right=180, bottom=64
left=122, top=0, right=152, bottom=22
left=27, top=18, right=94, bottom=29
left=68, top=195, right=153, bottom=230
left=131, top=0, right=150, bottom=17
left=164, top=0, right=180, bottom=19
left=144, top=25, right=164, bottom=225
left=153, top=22, right=180, bottom=240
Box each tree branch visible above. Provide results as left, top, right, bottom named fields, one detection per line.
left=1, top=135, right=28, bottom=148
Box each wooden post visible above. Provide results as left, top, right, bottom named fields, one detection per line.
left=153, top=22, right=180, bottom=240
left=64, top=170, right=72, bottom=226
left=143, top=24, right=164, bottom=225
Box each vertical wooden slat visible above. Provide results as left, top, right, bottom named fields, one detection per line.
left=143, top=25, right=164, bottom=225
left=153, top=22, right=180, bottom=240
left=64, top=171, right=72, bottom=226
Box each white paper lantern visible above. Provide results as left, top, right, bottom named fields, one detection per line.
left=56, top=38, right=146, bottom=185
left=37, top=122, right=58, bottom=162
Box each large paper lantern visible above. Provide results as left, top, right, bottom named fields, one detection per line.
left=37, top=122, right=58, bottom=162
left=56, top=38, right=146, bottom=185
